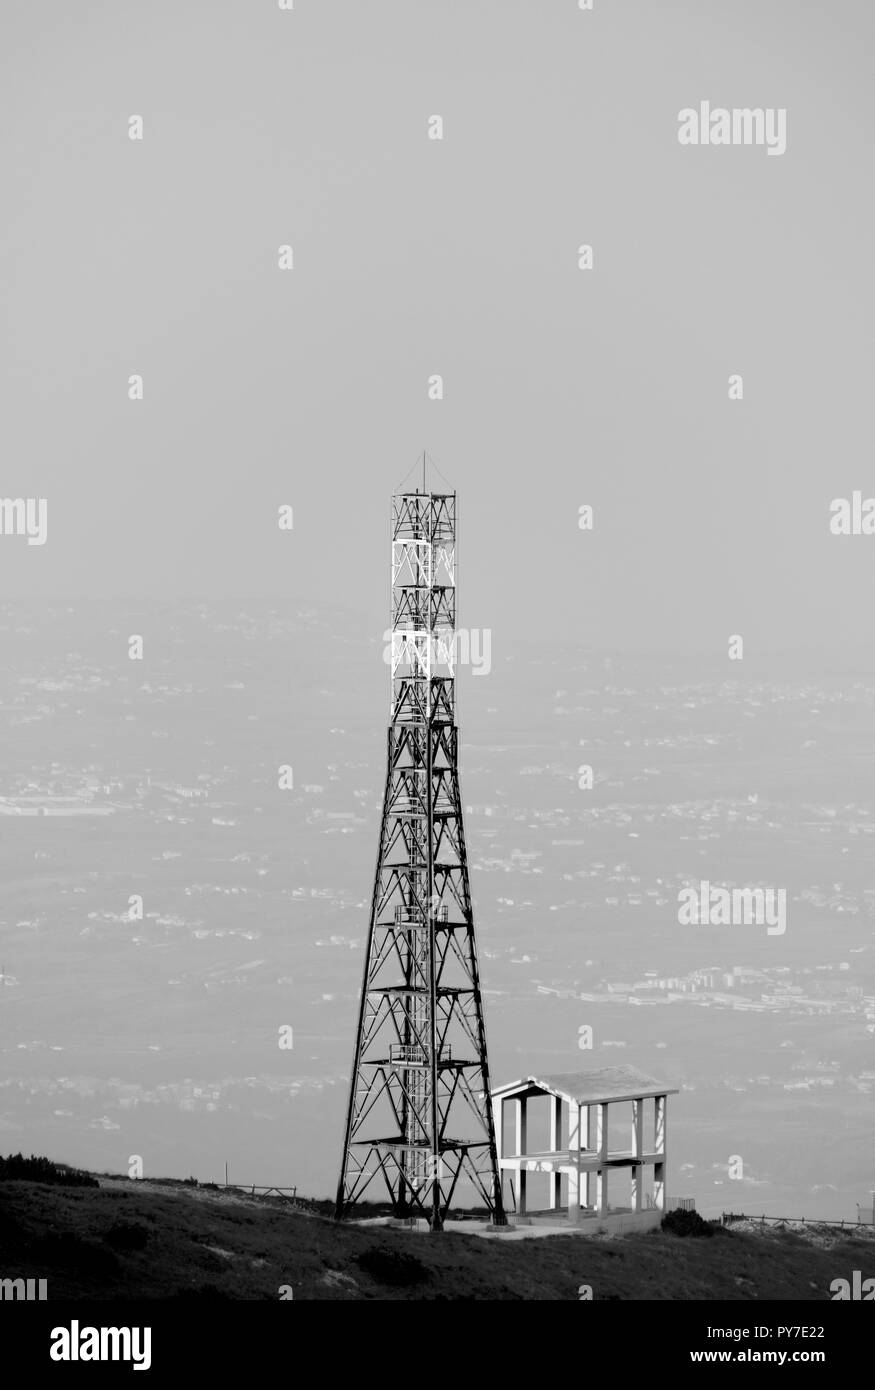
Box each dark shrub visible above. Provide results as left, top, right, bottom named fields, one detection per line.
left=0, top=1153, right=98, bottom=1188
left=356, top=1245, right=429, bottom=1287
left=662, top=1208, right=726, bottom=1238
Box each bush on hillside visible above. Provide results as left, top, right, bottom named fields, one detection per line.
left=0, top=1153, right=98, bottom=1188
left=356, top=1245, right=429, bottom=1287
left=662, top=1207, right=729, bottom=1238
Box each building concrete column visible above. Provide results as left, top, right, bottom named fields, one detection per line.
left=585, top=1104, right=596, bottom=1210
left=514, top=1096, right=527, bottom=1154
left=492, top=1097, right=505, bottom=1212
left=548, top=1094, right=562, bottom=1209
left=654, top=1095, right=667, bottom=1211
left=655, top=1094, right=666, bottom=1153
left=631, top=1098, right=644, bottom=1212
left=567, top=1099, right=580, bottom=1151
left=631, top=1167, right=643, bottom=1212
left=567, top=1100, right=581, bottom=1220
left=653, top=1162, right=665, bottom=1213
left=514, top=1097, right=527, bottom=1214
left=567, top=1164, right=580, bottom=1223
left=493, top=1097, right=503, bottom=1160
left=596, top=1102, right=609, bottom=1216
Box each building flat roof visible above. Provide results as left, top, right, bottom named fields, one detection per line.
left=492, top=1066, right=679, bottom=1106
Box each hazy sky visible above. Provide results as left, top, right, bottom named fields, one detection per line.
left=1, top=0, right=873, bottom=653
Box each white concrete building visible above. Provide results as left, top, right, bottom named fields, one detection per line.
left=491, top=1066, right=679, bottom=1233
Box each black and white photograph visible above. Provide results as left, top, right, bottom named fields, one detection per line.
left=1, top=0, right=873, bottom=1362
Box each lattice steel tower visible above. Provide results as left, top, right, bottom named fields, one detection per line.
left=334, top=484, right=505, bottom=1230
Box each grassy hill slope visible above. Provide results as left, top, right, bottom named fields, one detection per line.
left=1, top=1174, right=872, bottom=1301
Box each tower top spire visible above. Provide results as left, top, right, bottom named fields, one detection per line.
left=395, top=449, right=453, bottom=497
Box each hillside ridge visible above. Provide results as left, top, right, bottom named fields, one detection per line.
left=2, top=1170, right=873, bottom=1300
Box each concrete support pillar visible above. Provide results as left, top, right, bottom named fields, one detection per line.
left=596, top=1101, right=607, bottom=1157
left=631, top=1167, right=643, bottom=1212
left=567, top=1100, right=581, bottom=1221
left=513, top=1098, right=527, bottom=1214
left=493, top=1097, right=503, bottom=1160
left=631, top=1098, right=644, bottom=1212
left=492, top=1097, right=505, bottom=1212
left=655, top=1094, right=666, bottom=1153
left=596, top=1102, right=609, bottom=1216
left=654, top=1095, right=667, bottom=1211
left=567, top=1163, right=580, bottom=1223
left=596, top=1169, right=609, bottom=1216
left=567, top=1099, right=580, bottom=1152
left=514, top=1097, right=527, bottom=1155
left=548, top=1094, right=562, bottom=1209
left=585, top=1104, right=596, bottom=1210
left=548, top=1094, right=562, bottom=1150
left=654, top=1163, right=665, bottom=1213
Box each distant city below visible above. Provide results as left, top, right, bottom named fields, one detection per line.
left=0, top=599, right=873, bottom=1223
